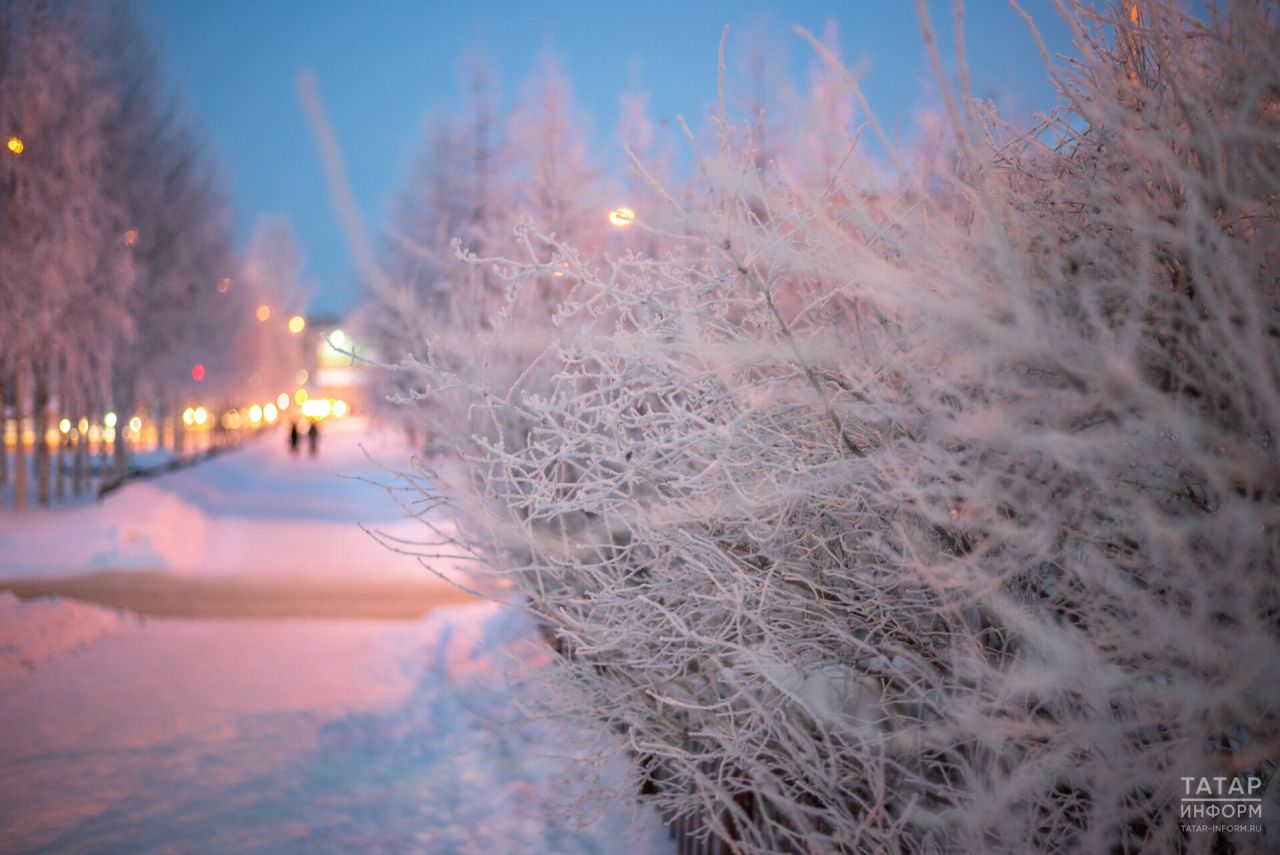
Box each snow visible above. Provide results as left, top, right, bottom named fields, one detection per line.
left=0, top=418, right=672, bottom=852
left=0, top=591, right=135, bottom=688
left=0, top=598, right=669, bottom=853
left=0, top=418, right=442, bottom=581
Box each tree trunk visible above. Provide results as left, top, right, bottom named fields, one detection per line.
left=33, top=364, right=51, bottom=507
left=74, top=425, right=86, bottom=496
left=56, top=431, right=67, bottom=501
left=155, top=392, right=167, bottom=450
left=0, top=367, right=8, bottom=488
left=13, top=371, right=25, bottom=512
left=114, top=416, right=127, bottom=480
left=96, top=411, right=108, bottom=487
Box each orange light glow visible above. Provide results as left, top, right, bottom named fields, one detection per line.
left=6, top=137, right=23, bottom=154
left=123, top=228, right=139, bottom=246
left=256, top=304, right=271, bottom=322
left=301, top=399, right=331, bottom=419
left=217, top=277, right=232, bottom=293
left=608, top=207, right=636, bottom=228
left=288, top=315, right=306, bottom=334
left=294, top=388, right=308, bottom=406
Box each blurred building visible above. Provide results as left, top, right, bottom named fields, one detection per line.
left=306, top=314, right=372, bottom=415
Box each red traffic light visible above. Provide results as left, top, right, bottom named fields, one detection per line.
left=192, top=363, right=206, bottom=382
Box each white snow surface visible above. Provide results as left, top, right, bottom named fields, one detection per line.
left=0, top=418, right=441, bottom=580
left=0, top=591, right=136, bottom=689
left=0, top=418, right=671, bottom=853
left=0, top=601, right=670, bottom=854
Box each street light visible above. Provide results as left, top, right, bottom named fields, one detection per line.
left=288, top=315, right=306, bottom=334
left=256, top=304, right=271, bottom=322
left=608, top=206, right=636, bottom=228
left=6, top=136, right=23, bottom=155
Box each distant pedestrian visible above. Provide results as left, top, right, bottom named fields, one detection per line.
left=289, top=422, right=300, bottom=455
left=307, top=420, right=319, bottom=456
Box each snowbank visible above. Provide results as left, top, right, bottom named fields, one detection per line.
left=0, top=592, right=134, bottom=688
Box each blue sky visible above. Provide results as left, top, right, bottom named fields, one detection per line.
left=138, top=1, right=1077, bottom=316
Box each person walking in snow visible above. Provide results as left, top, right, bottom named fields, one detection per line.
left=289, top=421, right=301, bottom=455
left=307, top=420, right=319, bottom=457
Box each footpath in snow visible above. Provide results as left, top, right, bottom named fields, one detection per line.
left=0, top=420, right=671, bottom=854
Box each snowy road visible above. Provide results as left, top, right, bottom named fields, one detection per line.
left=0, top=421, right=670, bottom=854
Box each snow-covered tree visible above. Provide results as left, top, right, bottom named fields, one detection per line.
left=377, top=2, right=1280, bottom=852
left=95, top=3, right=241, bottom=474
left=2, top=0, right=248, bottom=506
left=0, top=0, right=132, bottom=508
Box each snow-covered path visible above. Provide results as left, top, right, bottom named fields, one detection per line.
left=0, top=604, right=668, bottom=854
left=0, top=422, right=671, bottom=854
left=0, top=417, right=437, bottom=581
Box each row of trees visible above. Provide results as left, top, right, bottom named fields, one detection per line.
left=0, top=0, right=286, bottom=510
left=370, top=2, right=1277, bottom=852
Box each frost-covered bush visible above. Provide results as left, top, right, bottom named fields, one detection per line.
left=385, top=3, right=1280, bottom=852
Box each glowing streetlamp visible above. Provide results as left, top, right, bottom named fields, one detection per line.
left=608, top=206, right=636, bottom=228
left=6, top=136, right=23, bottom=155
left=104, top=411, right=118, bottom=428
left=123, top=228, right=139, bottom=246
left=288, top=315, right=306, bottom=334
left=256, top=304, right=271, bottom=322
